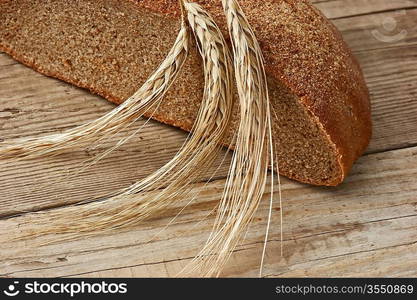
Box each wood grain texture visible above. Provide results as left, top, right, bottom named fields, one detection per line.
left=0, top=0, right=416, bottom=277
left=1, top=146, right=416, bottom=277
left=312, top=0, right=417, bottom=19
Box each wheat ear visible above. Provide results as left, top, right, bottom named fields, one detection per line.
left=15, top=1, right=234, bottom=241
left=181, top=0, right=275, bottom=277
left=0, top=19, right=189, bottom=161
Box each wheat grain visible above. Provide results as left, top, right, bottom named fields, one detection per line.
left=15, top=0, right=234, bottom=242
left=181, top=0, right=276, bottom=277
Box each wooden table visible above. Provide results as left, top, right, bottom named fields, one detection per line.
left=0, top=0, right=416, bottom=277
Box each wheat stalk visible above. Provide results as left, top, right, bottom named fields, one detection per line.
left=15, top=0, right=234, bottom=242
left=0, top=18, right=189, bottom=161
left=181, top=0, right=276, bottom=277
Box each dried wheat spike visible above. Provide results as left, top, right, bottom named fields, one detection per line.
left=14, top=0, right=234, bottom=245
left=182, top=0, right=276, bottom=277
left=0, top=19, right=189, bottom=160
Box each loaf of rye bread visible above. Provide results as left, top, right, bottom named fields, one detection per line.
left=0, top=0, right=372, bottom=186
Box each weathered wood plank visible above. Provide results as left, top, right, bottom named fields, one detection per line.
left=358, top=45, right=417, bottom=153
left=0, top=145, right=416, bottom=277
left=74, top=219, right=417, bottom=278
left=333, top=8, right=417, bottom=51
left=312, top=0, right=417, bottom=19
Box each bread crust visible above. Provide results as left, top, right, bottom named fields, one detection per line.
left=0, top=0, right=372, bottom=186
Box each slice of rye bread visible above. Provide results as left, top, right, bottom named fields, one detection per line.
left=0, top=0, right=372, bottom=186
